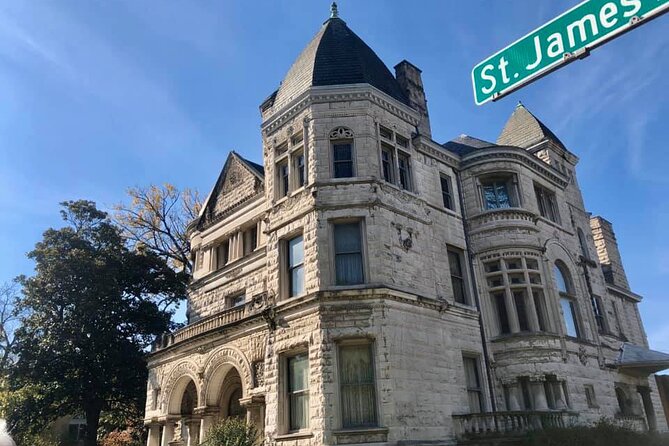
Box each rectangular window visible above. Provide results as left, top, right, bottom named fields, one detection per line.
left=494, top=293, right=510, bottom=334
left=463, top=356, right=483, bottom=413
left=379, top=125, right=393, bottom=140
left=381, top=144, right=394, bottom=183
left=278, top=160, right=289, bottom=197
left=333, top=222, right=364, bottom=285
left=396, top=134, right=409, bottom=149
left=513, top=291, right=530, bottom=332
left=534, top=184, right=560, bottom=223
left=440, top=175, right=454, bottom=210
left=584, top=384, right=598, bottom=408
left=533, top=291, right=549, bottom=332
left=333, top=143, right=354, bottom=178
left=288, top=235, right=305, bottom=297
left=481, top=177, right=516, bottom=209
left=560, top=297, right=580, bottom=338
left=448, top=248, right=467, bottom=304
left=339, top=344, right=377, bottom=428
left=244, top=227, right=257, bottom=256
left=519, top=377, right=533, bottom=410
left=397, top=152, right=412, bottom=191
left=295, top=152, right=306, bottom=188
left=216, top=240, right=229, bottom=269
left=287, top=353, right=309, bottom=431
left=591, top=296, right=607, bottom=334
left=228, top=294, right=245, bottom=308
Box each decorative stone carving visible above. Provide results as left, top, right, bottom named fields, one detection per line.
left=253, top=361, right=265, bottom=387
left=329, top=126, right=354, bottom=139
left=161, top=361, right=201, bottom=412
left=578, top=344, right=588, bottom=366
left=202, top=346, right=254, bottom=400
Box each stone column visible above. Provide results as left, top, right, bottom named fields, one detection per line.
left=197, top=407, right=219, bottom=442
left=240, top=395, right=266, bottom=435
left=638, top=386, right=657, bottom=431
left=186, top=419, right=201, bottom=446
left=553, top=381, right=568, bottom=410
left=161, top=419, right=177, bottom=446
left=504, top=289, right=520, bottom=333
left=529, top=378, right=548, bottom=411
left=505, top=382, right=522, bottom=411
left=146, top=423, right=161, bottom=446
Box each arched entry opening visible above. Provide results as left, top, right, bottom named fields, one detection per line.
left=218, top=368, right=246, bottom=420
left=166, top=376, right=201, bottom=446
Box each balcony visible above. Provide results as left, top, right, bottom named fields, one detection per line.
left=452, top=410, right=579, bottom=441
left=467, top=208, right=539, bottom=236
left=151, top=293, right=270, bottom=352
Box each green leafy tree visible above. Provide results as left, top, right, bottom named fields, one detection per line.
left=200, top=418, right=258, bottom=446
left=11, top=200, right=186, bottom=446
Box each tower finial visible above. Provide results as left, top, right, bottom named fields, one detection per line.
left=330, top=2, right=339, bottom=19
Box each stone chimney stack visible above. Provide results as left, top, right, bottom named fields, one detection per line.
left=590, top=216, right=630, bottom=290
left=394, top=60, right=431, bottom=138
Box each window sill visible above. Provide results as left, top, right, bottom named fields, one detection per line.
left=289, top=186, right=306, bottom=197
left=275, top=431, right=313, bottom=441
left=274, top=196, right=289, bottom=206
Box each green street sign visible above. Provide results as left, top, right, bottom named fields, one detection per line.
left=472, top=0, right=669, bottom=105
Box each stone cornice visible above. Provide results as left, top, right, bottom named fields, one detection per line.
left=462, top=147, right=569, bottom=188
left=414, top=137, right=460, bottom=168
left=262, top=85, right=420, bottom=137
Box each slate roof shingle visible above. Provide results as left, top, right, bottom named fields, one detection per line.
left=272, top=17, right=409, bottom=110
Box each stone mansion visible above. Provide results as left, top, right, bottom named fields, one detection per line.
left=143, top=5, right=669, bottom=446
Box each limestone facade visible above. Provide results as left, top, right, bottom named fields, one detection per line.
left=143, top=9, right=668, bottom=446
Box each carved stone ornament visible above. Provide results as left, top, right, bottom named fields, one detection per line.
left=253, top=361, right=265, bottom=387
left=578, top=344, right=588, bottom=366
left=329, top=126, right=354, bottom=140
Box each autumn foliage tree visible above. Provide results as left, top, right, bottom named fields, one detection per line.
left=114, top=184, right=202, bottom=276
left=10, top=201, right=186, bottom=446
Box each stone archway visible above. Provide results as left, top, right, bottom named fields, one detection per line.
left=159, top=362, right=202, bottom=446
left=218, top=368, right=246, bottom=419
left=202, top=346, right=254, bottom=405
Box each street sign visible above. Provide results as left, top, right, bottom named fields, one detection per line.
left=472, top=0, right=669, bottom=105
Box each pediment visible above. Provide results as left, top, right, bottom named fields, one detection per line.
left=199, top=152, right=264, bottom=229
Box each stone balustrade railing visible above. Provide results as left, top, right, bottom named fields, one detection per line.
left=452, top=410, right=579, bottom=439
left=468, top=208, right=539, bottom=234
left=613, top=415, right=647, bottom=431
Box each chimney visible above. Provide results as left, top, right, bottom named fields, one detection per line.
left=394, top=60, right=431, bottom=138
left=589, top=216, right=630, bottom=290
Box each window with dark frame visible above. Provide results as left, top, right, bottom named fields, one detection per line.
left=216, top=240, right=229, bottom=269
left=534, top=183, right=560, bottom=223
left=513, top=290, right=530, bottom=332
left=578, top=228, right=590, bottom=259
left=494, top=292, right=511, bottom=334
left=463, top=356, right=483, bottom=413
left=554, top=263, right=582, bottom=338
left=333, top=222, right=364, bottom=285
left=295, top=152, right=306, bottom=188
left=480, top=175, right=517, bottom=210
left=287, top=353, right=309, bottom=431
left=339, top=343, right=377, bottom=428
left=381, top=145, right=395, bottom=183
left=397, top=151, right=412, bottom=191
left=228, top=294, right=245, bottom=308
left=447, top=248, right=467, bottom=304
left=333, top=143, right=354, bottom=178
left=278, top=160, right=289, bottom=198
left=440, top=175, right=454, bottom=210
left=591, top=295, right=607, bottom=334
left=584, top=384, right=598, bottom=408
left=287, top=235, right=305, bottom=297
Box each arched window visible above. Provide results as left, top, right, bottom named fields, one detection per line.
left=577, top=229, right=590, bottom=260
left=554, top=262, right=581, bottom=338
left=329, top=127, right=354, bottom=178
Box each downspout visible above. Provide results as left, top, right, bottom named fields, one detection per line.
left=456, top=170, right=497, bottom=413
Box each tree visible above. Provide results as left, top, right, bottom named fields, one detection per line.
left=0, top=282, right=21, bottom=375
left=114, top=184, right=202, bottom=276
left=11, top=200, right=186, bottom=446
left=200, top=418, right=258, bottom=446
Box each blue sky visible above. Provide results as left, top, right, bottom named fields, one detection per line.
left=0, top=1, right=667, bottom=353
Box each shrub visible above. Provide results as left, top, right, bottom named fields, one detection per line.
left=519, top=420, right=669, bottom=446
left=100, top=430, right=142, bottom=446
left=200, top=418, right=258, bottom=446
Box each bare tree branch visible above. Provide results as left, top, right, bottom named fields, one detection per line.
left=114, top=184, right=202, bottom=275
